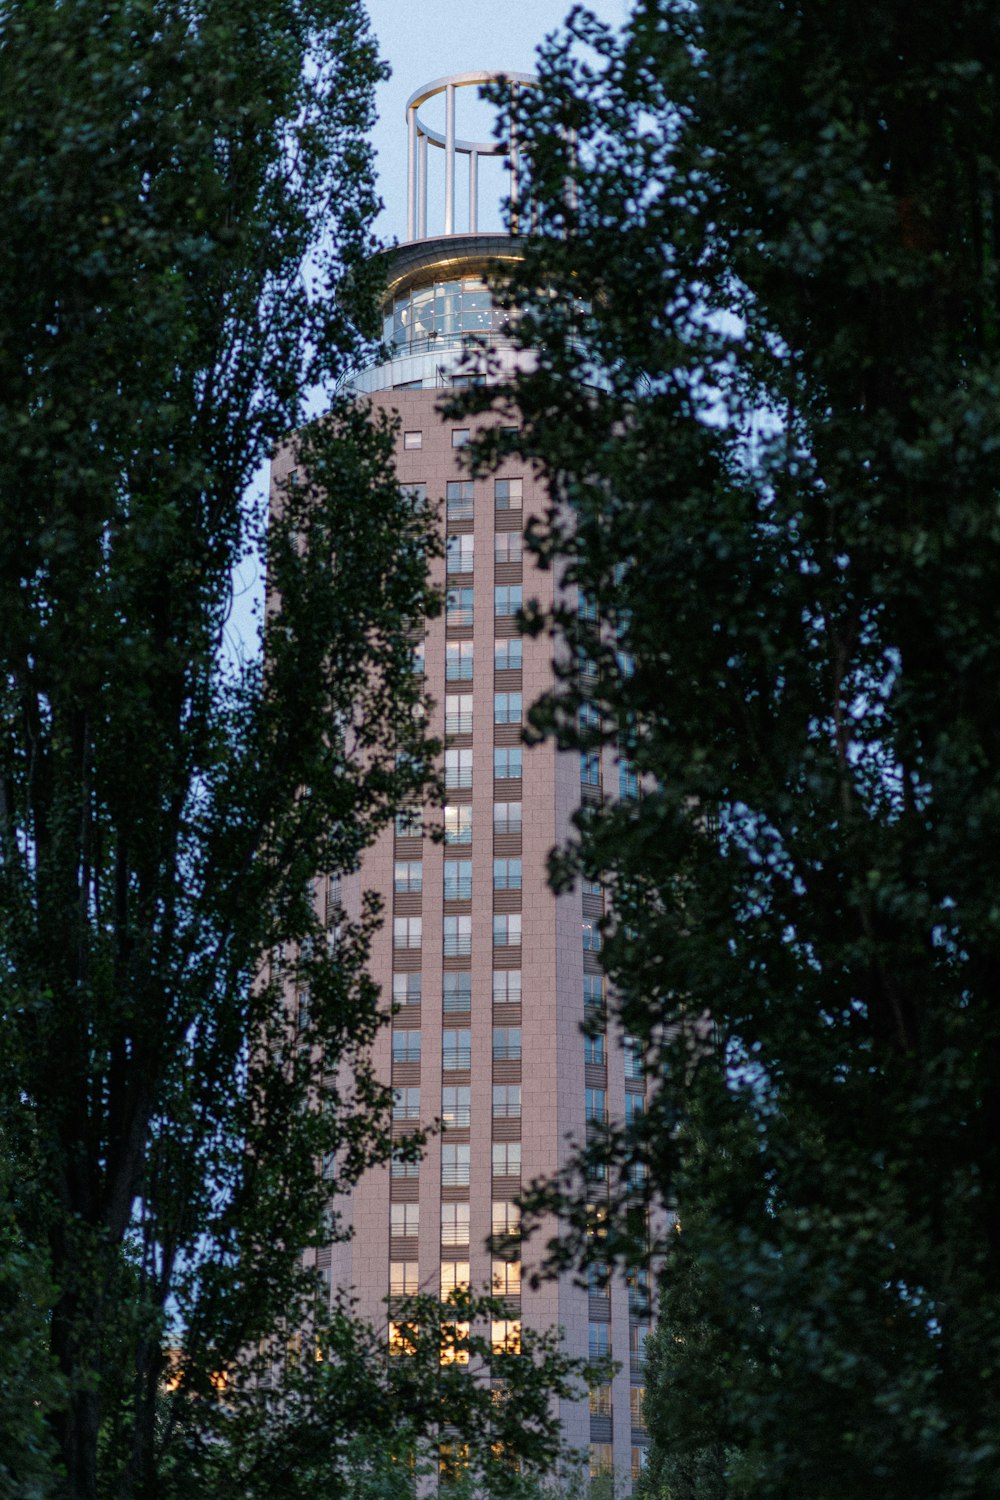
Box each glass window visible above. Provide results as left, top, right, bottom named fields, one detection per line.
left=492, top=1027, right=521, bottom=1061
left=445, top=641, right=474, bottom=681
left=589, top=1444, right=613, bottom=1478
left=583, top=975, right=604, bottom=1016
left=491, top=1319, right=521, bottom=1355
left=494, top=585, right=522, bottom=617
left=578, top=588, right=598, bottom=622
left=584, top=1032, right=606, bottom=1066
left=393, top=973, right=421, bottom=1008
left=445, top=695, right=473, bottom=736
left=492, top=1142, right=521, bottom=1176
left=491, top=1201, right=521, bottom=1238
left=394, top=860, right=422, bottom=893
left=392, top=1030, right=421, bottom=1063
left=390, top=1149, right=419, bottom=1179
left=493, top=914, right=521, bottom=948
left=494, top=746, right=522, bottom=780
left=441, top=1086, right=471, bottom=1129
left=402, top=430, right=422, bottom=450
left=624, top=1035, right=644, bottom=1080
left=493, top=802, right=522, bottom=834
left=445, top=747, right=473, bottom=789
left=442, top=1029, right=472, bottom=1070
left=441, top=1261, right=470, bottom=1299
left=452, top=428, right=470, bottom=447
left=444, top=804, right=473, bottom=845
left=443, top=915, right=471, bottom=957
left=494, top=639, right=523, bottom=672
left=494, top=532, right=522, bottom=565
left=390, top=1203, right=419, bottom=1237
left=441, top=1202, right=471, bottom=1246
left=443, top=859, right=472, bottom=901
left=630, top=1323, right=649, bottom=1370
left=590, top=1385, right=612, bottom=1418
left=580, top=751, right=601, bottom=786
left=446, top=480, right=474, bottom=521
left=441, top=1143, right=470, bottom=1187
left=494, top=478, right=523, bottom=511
left=493, top=858, right=522, bottom=890
left=390, top=1261, right=419, bottom=1295
left=395, top=806, right=423, bottom=838
left=493, top=691, right=522, bottom=724
left=582, top=919, right=602, bottom=952
left=409, top=640, right=425, bottom=676
left=625, top=1093, right=645, bottom=1126
left=588, top=1324, right=610, bottom=1363
left=619, top=757, right=639, bottom=800
left=493, top=971, right=522, bottom=1005
left=492, top=1085, right=521, bottom=1119
left=443, top=972, right=471, bottom=1012
left=586, top=1088, right=608, bottom=1123
left=446, top=587, right=474, bottom=627
left=393, top=1087, right=421, bottom=1122
left=492, top=1259, right=521, bottom=1296
left=393, top=916, right=422, bottom=950
left=446, top=534, right=474, bottom=574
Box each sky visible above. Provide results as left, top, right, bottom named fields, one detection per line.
left=363, top=0, right=629, bottom=243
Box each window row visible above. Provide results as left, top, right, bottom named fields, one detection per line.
left=391, top=971, right=523, bottom=1010
left=444, top=534, right=524, bottom=573
left=443, top=693, right=523, bottom=729
left=388, top=1201, right=522, bottom=1242
left=441, top=478, right=524, bottom=517
left=389, top=1258, right=522, bottom=1299
left=393, top=913, right=523, bottom=953
left=442, top=803, right=522, bottom=842
left=444, top=745, right=522, bottom=788
left=392, top=1028, right=522, bottom=1066
left=445, top=586, right=522, bottom=624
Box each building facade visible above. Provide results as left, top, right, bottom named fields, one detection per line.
left=271, top=73, right=649, bottom=1486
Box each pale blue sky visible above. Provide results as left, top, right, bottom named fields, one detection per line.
left=364, top=0, right=628, bottom=242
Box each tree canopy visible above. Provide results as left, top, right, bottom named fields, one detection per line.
left=468, top=0, right=1000, bottom=1493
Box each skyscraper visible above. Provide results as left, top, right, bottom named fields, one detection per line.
left=270, top=72, right=648, bottom=1484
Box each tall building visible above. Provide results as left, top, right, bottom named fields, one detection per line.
left=271, top=73, right=648, bottom=1485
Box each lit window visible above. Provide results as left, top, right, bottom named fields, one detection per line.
left=445, top=748, right=473, bottom=789
left=589, top=1443, right=613, bottom=1478
left=493, top=971, right=522, bottom=1005
left=584, top=1032, right=606, bottom=1066
left=493, top=858, right=522, bottom=891
left=492, top=1028, right=521, bottom=1062
left=494, top=585, right=522, bottom=617
left=393, top=1088, right=421, bottom=1124
left=393, top=973, right=421, bottom=1008
left=443, top=915, right=471, bottom=957
left=390, top=1261, right=419, bottom=1296
left=442, top=1029, right=472, bottom=1070
left=590, top=1385, right=612, bottom=1417
left=491, top=1201, right=521, bottom=1238
left=393, top=916, right=422, bottom=951
left=446, top=533, right=475, bottom=575
left=391, top=1031, right=421, bottom=1063
left=443, top=859, right=472, bottom=901
left=390, top=1203, right=419, bottom=1237
left=494, top=478, right=522, bottom=511
left=491, top=1319, right=521, bottom=1355
left=493, top=801, right=522, bottom=834
left=440, top=1322, right=470, bottom=1366
left=389, top=1320, right=418, bottom=1356
left=494, top=532, right=522, bottom=565
left=452, top=428, right=470, bottom=448
left=446, top=586, right=474, bottom=627
left=494, top=691, right=522, bottom=724
left=442, top=1086, right=471, bottom=1129
left=494, top=746, right=522, bottom=780
left=492, top=1142, right=521, bottom=1177
left=444, top=805, right=473, bottom=845
left=493, top=913, right=522, bottom=948
left=446, top=480, right=474, bottom=521
left=494, top=639, right=523, bottom=672
left=492, top=1085, right=521, bottom=1120
left=441, top=1143, right=470, bottom=1187
left=441, top=1202, right=470, bottom=1247
left=446, top=641, right=474, bottom=680
left=444, top=695, right=473, bottom=736
left=441, top=1261, right=470, bottom=1299
left=443, top=973, right=471, bottom=1012
left=394, top=860, right=422, bottom=893
left=492, top=1258, right=521, bottom=1295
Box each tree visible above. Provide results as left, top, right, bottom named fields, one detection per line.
left=465, top=0, right=1000, bottom=1493
left=0, top=2, right=440, bottom=1495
